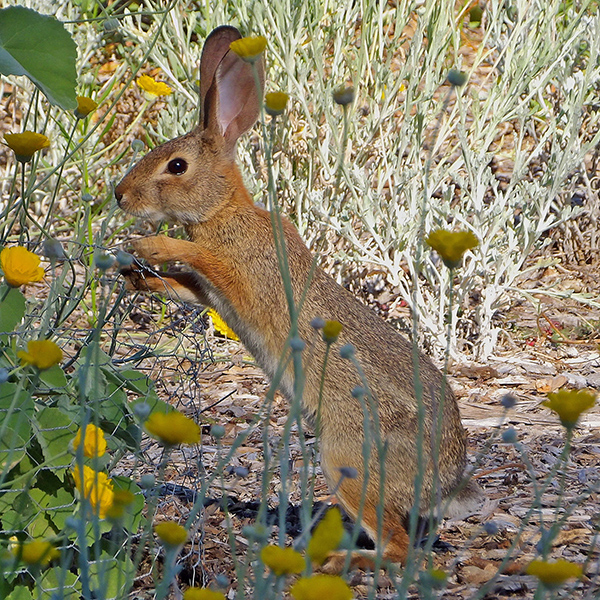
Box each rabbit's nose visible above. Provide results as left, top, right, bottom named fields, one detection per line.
left=114, top=188, right=123, bottom=204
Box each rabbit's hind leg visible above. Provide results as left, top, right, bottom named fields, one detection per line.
left=320, top=497, right=409, bottom=574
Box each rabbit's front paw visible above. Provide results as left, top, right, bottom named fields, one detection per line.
left=120, top=262, right=158, bottom=292
left=131, top=236, right=174, bottom=265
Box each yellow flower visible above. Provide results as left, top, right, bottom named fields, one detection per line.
left=261, top=545, right=305, bottom=576
left=75, top=96, right=98, bottom=119
left=421, top=568, right=448, bottom=590
left=307, top=507, right=344, bottom=564
left=12, top=540, right=60, bottom=566
left=106, top=489, right=136, bottom=520
left=429, top=568, right=448, bottom=583
left=145, top=410, right=201, bottom=446
left=4, top=131, right=50, bottom=163
left=425, top=229, right=479, bottom=269
left=183, top=588, right=226, bottom=600
left=526, top=559, right=583, bottom=588
left=290, top=575, right=353, bottom=600
left=72, top=465, right=114, bottom=519
left=229, top=35, right=267, bottom=62
left=137, top=74, right=173, bottom=100
left=265, top=91, right=289, bottom=117
left=322, top=320, right=343, bottom=344
left=541, top=388, right=596, bottom=429
left=1, top=246, right=45, bottom=287
left=73, top=423, right=107, bottom=458
left=154, top=521, right=188, bottom=547
left=208, top=309, right=239, bottom=341
left=18, top=340, right=63, bottom=371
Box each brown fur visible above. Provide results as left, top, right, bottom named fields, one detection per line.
left=115, top=25, right=482, bottom=570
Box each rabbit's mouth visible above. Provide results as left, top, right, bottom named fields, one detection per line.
left=114, top=188, right=166, bottom=222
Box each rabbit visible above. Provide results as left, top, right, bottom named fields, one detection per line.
left=115, top=25, right=482, bottom=571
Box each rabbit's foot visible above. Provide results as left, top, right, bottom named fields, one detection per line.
left=121, top=262, right=209, bottom=305
left=132, top=235, right=197, bottom=265
left=120, top=262, right=161, bottom=293
left=319, top=550, right=398, bottom=574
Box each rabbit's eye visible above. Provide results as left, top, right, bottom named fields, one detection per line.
left=167, top=158, right=188, bottom=175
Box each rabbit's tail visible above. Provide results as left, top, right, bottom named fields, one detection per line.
left=444, top=478, right=485, bottom=519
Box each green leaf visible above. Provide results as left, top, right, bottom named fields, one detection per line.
left=0, top=285, right=26, bottom=338
left=0, top=382, right=34, bottom=471
left=35, top=407, right=74, bottom=469
left=0, top=6, right=77, bottom=110
left=0, top=508, right=24, bottom=532
left=40, top=567, right=79, bottom=599
left=98, top=382, right=127, bottom=423
left=29, top=486, right=74, bottom=534
left=3, top=491, right=37, bottom=532
left=112, top=476, right=144, bottom=533
left=39, top=364, right=69, bottom=390
left=77, top=343, right=110, bottom=400
left=88, top=552, right=135, bottom=600
left=6, top=586, right=35, bottom=600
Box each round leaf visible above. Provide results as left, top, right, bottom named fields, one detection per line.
left=0, top=6, right=77, bottom=110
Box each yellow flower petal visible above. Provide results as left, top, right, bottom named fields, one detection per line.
left=541, top=388, right=596, bottom=429
left=261, top=545, right=305, bottom=576
left=208, top=309, right=239, bottom=341
left=106, top=489, right=136, bottom=520
left=426, top=229, right=479, bottom=269
left=229, top=36, right=267, bottom=62
left=18, top=340, right=63, bottom=370
left=75, top=96, right=98, bottom=118
left=526, top=559, right=583, bottom=588
left=4, top=131, right=50, bottom=162
left=1, top=246, right=45, bottom=287
left=265, top=91, right=289, bottom=116
left=71, top=465, right=114, bottom=519
left=307, top=507, right=344, bottom=564
left=322, top=320, right=343, bottom=344
left=12, top=540, right=60, bottom=566
left=145, top=410, right=201, bottom=446
left=154, top=521, right=188, bottom=547
left=183, top=588, right=225, bottom=600
left=137, top=74, right=173, bottom=98
left=290, top=575, right=353, bottom=600
left=73, top=424, right=107, bottom=458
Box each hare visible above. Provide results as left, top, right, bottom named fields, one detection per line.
left=115, top=25, right=482, bottom=571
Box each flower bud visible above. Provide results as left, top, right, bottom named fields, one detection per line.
left=43, top=239, right=66, bottom=261
left=133, top=402, right=151, bottom=420
left=290, top=337, right=306, bottom=352
left=339, top=344, right=355, bottom=359
left=116, top=250, right=135, bottom=267
left=447, top=69, right=468, bottom=87
left=501, top=428, right=517, bottom=444
left=333, top=86, right=355, bottom=106
left=131, top=139, right=145, bottom=153
left=94, top=253, right=115, bottom=271
left=140, top=474, right=155, bottom=489
left=310, top=317, right=325, bottom=330
left=501, top=394, right=517, bottom=409
left=211, top=424, right=226, bottom=439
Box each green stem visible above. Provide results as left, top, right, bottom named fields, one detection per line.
left=39, top=119, right=79, bottom=239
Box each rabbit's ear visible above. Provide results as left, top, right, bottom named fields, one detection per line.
left=199, top=26, right=242, bottom=121
left=199, top=26, right=265, bottom=153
